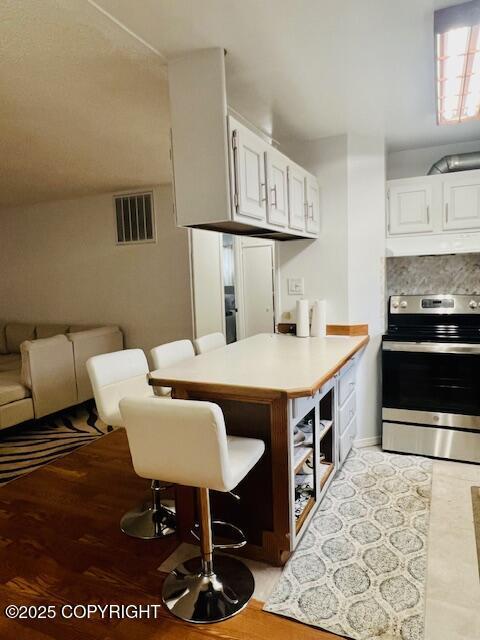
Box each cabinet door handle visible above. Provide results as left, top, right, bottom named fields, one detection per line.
left=308, top=202, right=314, bottom=220
left=231, top=130, right=240, bottom=212
left=260, top=182, right=267, bottom=203
left=426, top=205, right=430, bottom=224
left=445, top=202, right=449, bottom=224
left=270, top=184, right=278, bottom=208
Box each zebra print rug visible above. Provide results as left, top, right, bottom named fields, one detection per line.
left=0, top=403, right=112, bottom=485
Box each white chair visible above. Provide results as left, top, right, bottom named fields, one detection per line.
left=86, top=349, right=175, bottom=540
left=119, top=396, right=265, bottom=624
left=193, top=332, right=226, bottom=355
left=150, top=339, right=195, bottom=396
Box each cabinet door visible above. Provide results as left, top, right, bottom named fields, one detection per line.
left=305, top=174, right=320, bottom=235
left=387, top=183, right=433, bottom=235
left=265, top=149, right=289, bottom=227
left=444, top=176, right=480, bottom=231
left=231, top=119, right=267, bottom=222
left=288, top=164, right=306, bottom=232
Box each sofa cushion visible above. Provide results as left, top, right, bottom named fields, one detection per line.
left=0, top=354, right=21, bottom=372
left=5, top=323, right=36, bottom=353
left=0, top=323, right=7, bottom=354
left=36, top=324, right=70, bottom=340
left=0, top=370, right=31, bottom=406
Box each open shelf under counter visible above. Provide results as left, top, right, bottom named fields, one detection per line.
left=318, top=419, right=333, bottom=441
left=295, top=496, right=316, bottom=533
left=293, top=445, right=314, bottom=475
left=319, top=461, right=335, bottom=490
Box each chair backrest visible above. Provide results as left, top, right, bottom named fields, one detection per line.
left=193, top=332, right=226, bottom=355
left=86, top=349, right=150, bottom=427
left=119, top=396, right=233, bottom=492
left=150, top=339, right=194, bottom=370
left=150, top=339, right=195, bottom=396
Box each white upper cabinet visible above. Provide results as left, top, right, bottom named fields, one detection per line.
left=386, top=170, right=480, bottom=256
left=168, top=48, right=320, bottom=240
left=305, top=174, right=321, bottom=235
left=387, top=182, right=433, bottom=235
left=231, top=119, right=267, bottom=222
left=288, top=164, right=307, bottom=232
left=443, top=175, right=480, bottom=231
left=265, top=148, right=289, bottom=228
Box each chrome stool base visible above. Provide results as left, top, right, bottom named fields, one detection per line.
left=162, top=555, right=254, bottom=624
left=120, top=500, right=176, bottom=539
left=120, top=479, right=176, bottom=540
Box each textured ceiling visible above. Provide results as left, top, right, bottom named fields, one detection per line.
left=95, top=0, right=480, bottom=151
left=2, top=0, right=480, bottom=208
left=0, top=0, right=170, bottom=207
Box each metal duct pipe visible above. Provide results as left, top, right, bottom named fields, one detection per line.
left=428, top=151, right=480, bottom=175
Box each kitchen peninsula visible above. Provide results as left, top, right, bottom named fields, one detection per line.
left=149, top=332, right=368, bottom=565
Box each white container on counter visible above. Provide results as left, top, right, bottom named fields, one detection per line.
left=296, top=299, right=310, bottom=337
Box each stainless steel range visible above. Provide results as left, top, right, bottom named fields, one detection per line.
left=382, top=294, right=480, bottom=463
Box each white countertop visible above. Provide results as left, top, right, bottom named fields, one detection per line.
left=149, top=333, right=368, bottom=398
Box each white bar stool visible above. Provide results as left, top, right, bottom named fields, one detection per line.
left=193, top=332, right=226, bottom=355
left=86, top=349, right=176, bottom=540
left=150, top=339, right=195, bottom=396
left=119, top=396, right=265, bottom=624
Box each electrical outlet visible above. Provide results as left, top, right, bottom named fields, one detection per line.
left=288, top=278, right=304, bottom=295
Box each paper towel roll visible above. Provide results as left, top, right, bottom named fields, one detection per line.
left=310, top=299, right=326, bottom=337
left=296, top=299, right=310, bottom=338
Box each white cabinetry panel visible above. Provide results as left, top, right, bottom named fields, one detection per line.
left=305, top=174, right=320, bottom=235
left=339, top=417, right=356, bottom=465
left=444, top=176, right=480, bottom=231
left=388, top=182, right=433, bottom=235
left=288, top=164, right=307, bottom=232
left=168, top=50, right=320, bottom=239
left=231, top=119, right=268, bottom=222
left=386, top=170, right=480, bottom=255
left=266, top=149, right=289, bottom=228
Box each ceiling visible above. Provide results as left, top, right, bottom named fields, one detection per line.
left=0, top=0, right=170, bottom=207
left=2, top=0, right=480, bottom=207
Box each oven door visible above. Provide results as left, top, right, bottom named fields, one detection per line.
left=382, top=341, right=480, bottom=418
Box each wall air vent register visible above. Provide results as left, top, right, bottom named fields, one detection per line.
left=114, top=192, right=155, bottom=244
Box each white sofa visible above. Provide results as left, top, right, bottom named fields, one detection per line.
left=0, top=322, right=123, bottom=430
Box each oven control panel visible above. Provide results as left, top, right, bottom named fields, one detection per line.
left=390, top=295, right=480, bottom=314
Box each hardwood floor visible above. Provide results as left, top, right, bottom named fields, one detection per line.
left=0, top=429, right=339, bottom=640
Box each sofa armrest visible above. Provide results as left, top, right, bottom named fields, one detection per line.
left=67, top=326, right=124, bottom=403
left=21, top=335, right=77, bottom=418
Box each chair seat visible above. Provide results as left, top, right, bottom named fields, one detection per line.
left=226, top=435, right=265, bottom=492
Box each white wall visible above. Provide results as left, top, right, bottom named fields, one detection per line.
left=190, top=228, right=225, bottom=338
left=278, top=135, right=349, bottom=324
left=0, top=186, right=193, bottom=354
left=387, top=139, right=480, bottom=179
left=278, top=133, right=386, bottom=446
left=346, top=134, right=386, bottom=446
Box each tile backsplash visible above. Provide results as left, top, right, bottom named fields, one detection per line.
left=386, top=253, right=480, bottom=298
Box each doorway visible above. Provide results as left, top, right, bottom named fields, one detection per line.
left=222, top=234, right=237, bottom=344
left=190, top=230, right=276, bottom=342
left=235, top=237, right=276, bottom=339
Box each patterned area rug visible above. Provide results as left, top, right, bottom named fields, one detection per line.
left=265, top=446, right=432, bottom=640
left=0, top=403, right=112, bottom=485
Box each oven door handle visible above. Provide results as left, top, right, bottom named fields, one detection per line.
left=383, top=341, right=480, bottom=354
